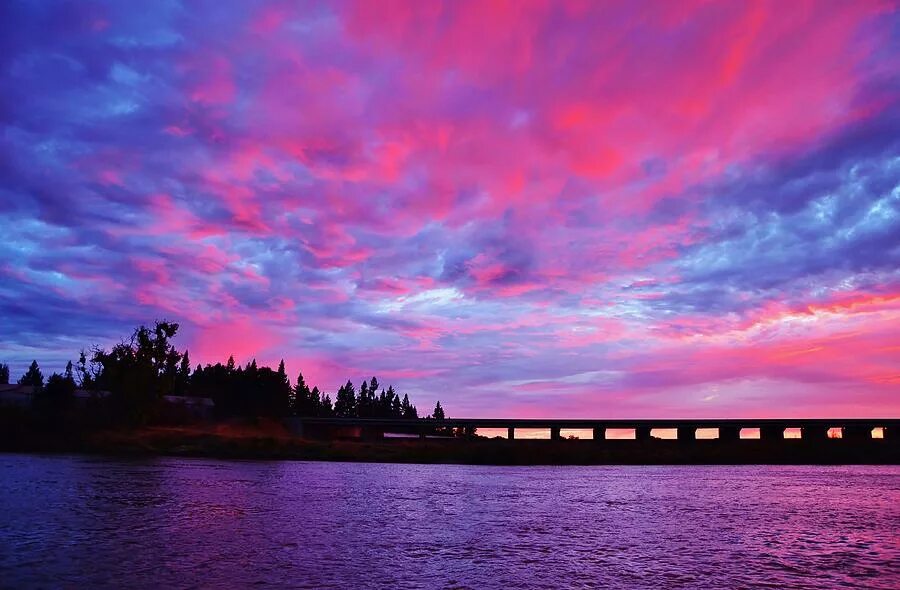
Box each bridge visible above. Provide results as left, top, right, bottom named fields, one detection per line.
left=289, top=417, right=899, bottom=442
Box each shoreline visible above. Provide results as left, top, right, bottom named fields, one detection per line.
left=3, top=424, right=898, bottom=465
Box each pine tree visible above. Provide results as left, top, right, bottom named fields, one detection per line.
left=358, top=380, right=370, bottom=417
left=177, top=350, right=191, bottom=394
left=390, top=387, right=401, bottom=417
left=294, top=372, right=312, bottom=416
left=432, top=400, right=445, bottom=421
left=334, top=381, right=356, bottom=417
left=309, top=386, right=322, bottom=415
left=401, top=393, right=417, bottom=419
left=18, top=360, right=44, bottom=389
left=320, top=393, right=334, bottom=416
left=0, top=363, right=8, bottom=385
left=369, top=377, right=379, bottom=403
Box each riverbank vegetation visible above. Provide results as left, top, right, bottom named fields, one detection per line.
left=0, top=320, right=446, bottom=431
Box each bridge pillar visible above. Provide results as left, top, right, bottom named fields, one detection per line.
left=843, top=426, right=872, bottom=441
left=507, top=427, right=515, bottom=440
left=677, top=427, right=696, bottom=442
left=801, top=425, right=829, bottom=441
left=760, top=425, right=785, bottom=441
left=550, top=427, right=562, bottom=441
left=885, top=426, right=898, bottom=442
left=636, top=426, right=652, bottom=441
left=593, top=427, right=606, bottom=441
left=718, top=426, right=740, bottom=441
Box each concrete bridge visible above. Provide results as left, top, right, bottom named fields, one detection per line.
left=290, top=417, right=898, bottom=442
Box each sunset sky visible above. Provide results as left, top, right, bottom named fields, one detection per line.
left=1, top=1, right=898, bottom=418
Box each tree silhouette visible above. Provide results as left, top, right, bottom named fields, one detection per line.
left=358, top=380, right=371, bottom=417
left=177, top=350, right=191, bottom=394
left=34, top=371, right=76, bottom=426
left=18, top=360, right=44, bottom=388
left=401, top=394, right=418, bottom=419
left=3, top=320, right=447, bottom=428
left=75, top=350, right=95, bottom=388
left=432, top=400, right=445, bottom=420
left=390, top=386, right=402, bottom=417
left=320, top=392, right=334, bottom=416
left=92, top=321, right=184, bottom=424
left=308, top=386, right=322, bottom=414
left=293, top=371, right=311, bottom=415
left=334, top=380, right=357, bottom=417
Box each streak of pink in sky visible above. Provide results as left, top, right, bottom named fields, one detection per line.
left=1, top=1, right=898, bottom=418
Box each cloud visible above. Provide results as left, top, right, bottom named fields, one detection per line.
left=0, top=0, right=897, bottom=417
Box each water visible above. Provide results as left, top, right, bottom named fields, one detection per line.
left=0, top=455, right=897, bottom=589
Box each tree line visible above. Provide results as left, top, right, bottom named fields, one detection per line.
left=0, top=321, right=447, bottom=426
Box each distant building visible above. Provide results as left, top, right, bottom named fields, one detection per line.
left=0, top=384, right=113, bottom=408
left=0, top=384, right=35, bottom=407
left=73, top=389, right=111, bottom=404
left=162, top=395, right=216, bottom=420
left=0, top=386, right=213, bottom=419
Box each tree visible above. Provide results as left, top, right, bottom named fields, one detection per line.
left=401, top=393, right=417, bottom=419
left=75, top=350, right=95, bottom=389
left=334, top=381, right=356, bottom=417
left=177, top=350, right=191, bottom=395
left=358, top=380, right=370, bottom=417
left=34, top=372, right=76, bottom=426
left=0, top=318, right=446, bottom=428
left=389, top=386, right=401, bottom=417
left=432, top=400, right=445, bottom=421
left=294, top=372, right=314, bottom=416
left=18, top=360, right=44, bottom=388
left=92, top=321, right=185, bottom=424
left=309, top=386, right=322, bottom=415
left=369, top=376, right=379, bottom=392
left=320, top=392, right=334, bottom=416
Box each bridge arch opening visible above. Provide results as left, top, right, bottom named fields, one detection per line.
left=696, top=428, right=718, bottom=439
left=514, top=428, right=551, bottom=440
left=560, top=429, right=593, bottom=440
left=740, top=428, right=761, bottom=439
left=605, top=428, right=636, bottom=440
left=651, top=428, right=677, bottom=439
left=478, top=428, right=511, bottom=439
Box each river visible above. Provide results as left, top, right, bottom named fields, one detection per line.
left=0, top=454, right=897, bottom=589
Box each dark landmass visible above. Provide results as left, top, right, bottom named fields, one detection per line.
left=2, top=422, right=897, bottom=465
left=5, top=320, right=896, bottom=465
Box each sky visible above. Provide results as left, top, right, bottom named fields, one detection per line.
left=1, top=0, right=898, bottom=418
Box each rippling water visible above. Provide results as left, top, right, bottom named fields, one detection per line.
left=0, top=454, right=898, bottom=589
